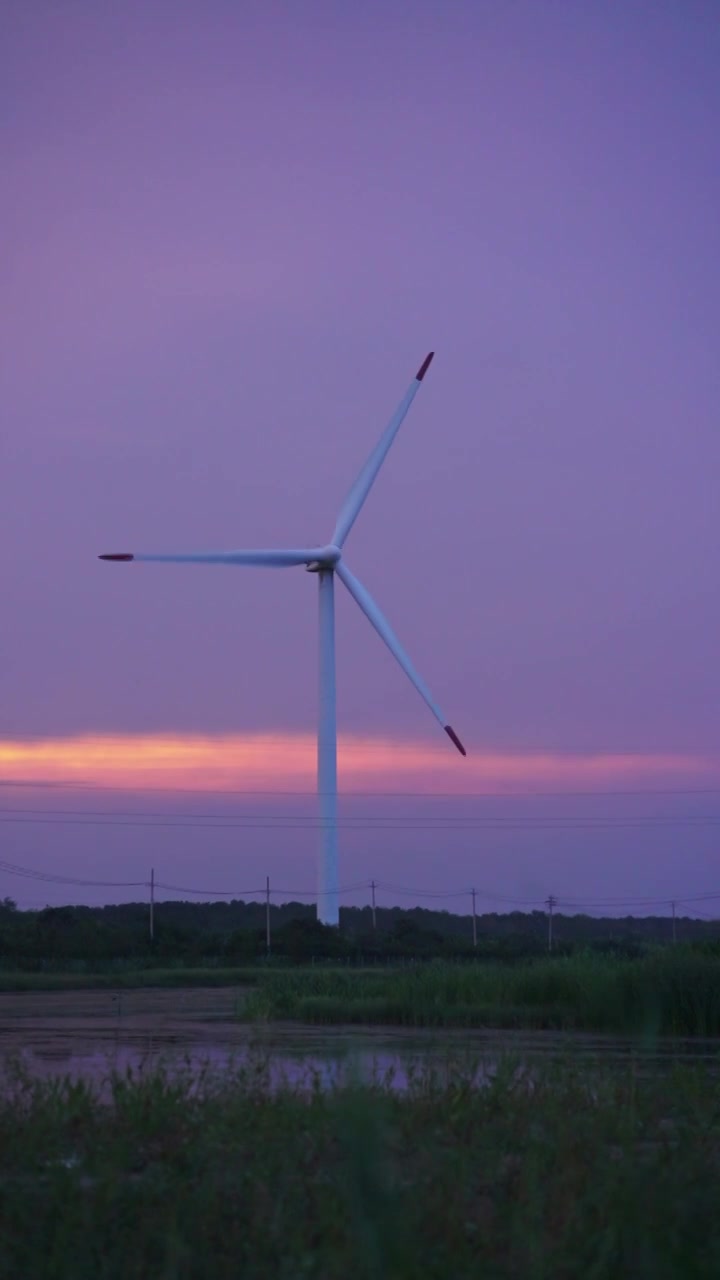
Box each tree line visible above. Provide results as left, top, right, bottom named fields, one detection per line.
left=0, top=896, right=717, bottom=966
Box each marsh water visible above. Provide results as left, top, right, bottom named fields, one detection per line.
left=1, top=987, right=719, bottom=1090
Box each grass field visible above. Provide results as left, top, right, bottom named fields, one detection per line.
left=0, top=1054, right=718, bottom=1278
left=242, top=950, right=720, bottom=1036
left=3, top=950, right=720, bottom=1038
left=0, top=966, right=266, bottom=992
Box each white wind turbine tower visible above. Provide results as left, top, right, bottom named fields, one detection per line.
left=100, top=351, right=466, bottom=925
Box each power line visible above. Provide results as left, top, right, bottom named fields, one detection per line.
left=367, top=881, right=720, bottom=910
left=373, top=884, right=474, bottom=900
left=3, top=777, right=720, bottom=800
left=152, top=882, right=264, bottom=897
left=5, top=802, right=720, bottom=825
left=3, top=812, right=720, bottom=834
left=153, top=880, right=369, bottom=899
left=557, top=891, right=720, bottom=908
left=0, top=857, right=718, bottom=915
left=0, top=857, right=369, bottom=898
left=268, top=883, right=370, bottom=898
left=0, top=859, right=146, bottom=888
left=374, top=881, right=542, bottom=905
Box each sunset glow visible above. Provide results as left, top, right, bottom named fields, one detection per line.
left=0, top=733, right=717, bottom=795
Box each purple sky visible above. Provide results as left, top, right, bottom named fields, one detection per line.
left=3, top=1, right=719, bottom=916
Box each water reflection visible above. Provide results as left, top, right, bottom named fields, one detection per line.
left=1, top=986, right=719, bottom=1093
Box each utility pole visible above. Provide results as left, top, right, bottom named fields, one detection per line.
left=471, top=887, right=477, bottom=949
left=546, top=894, right=557, bottom=952
left=266, top=876, right=271, bottom=957
left=671, top=900, right=677, bottom=946
left=370, top=879, right=377, bottom=933
left=149, top=867, right=155, bottom=942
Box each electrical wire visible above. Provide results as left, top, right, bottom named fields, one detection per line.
left=3, top=778, right=720, bottom=800
left=0, top=859, right=717, bottom=915
left=3, top=813, right=720, bottom=834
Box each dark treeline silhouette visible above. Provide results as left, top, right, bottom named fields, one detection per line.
left=0, top=896, right=718, bottom=967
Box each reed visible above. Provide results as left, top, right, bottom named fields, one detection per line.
left=242, top=950, right=720, bottom=1035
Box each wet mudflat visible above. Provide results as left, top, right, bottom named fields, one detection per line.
left=1, top=985, right=719, bottom=1089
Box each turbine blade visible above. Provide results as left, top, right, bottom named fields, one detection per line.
left=98, top=548, right=329, bottom=567
left=336, top=561, right=466, bottom=755
left=332, top=351, right=434, bottom=548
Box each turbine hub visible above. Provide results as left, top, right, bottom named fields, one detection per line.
left=306, top=544, right=341, bottom=572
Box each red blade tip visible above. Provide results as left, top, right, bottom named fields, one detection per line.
left=99, top=553, right=134, bottom=561
left=445, top=725, right=466, bottom=756
left=416, top=351, right=434, bottom=381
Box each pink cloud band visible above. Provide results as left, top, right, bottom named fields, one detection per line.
left=1, top=733, right=717, bottom=795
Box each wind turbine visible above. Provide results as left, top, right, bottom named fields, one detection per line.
left=99, top=351, right=466, bottom=925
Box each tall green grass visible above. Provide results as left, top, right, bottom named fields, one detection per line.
left=3, top=951, right=719, bottom=1036
left=242, top=950, right=720, bottom=1035
left=0, top=1056, right=718, bottom=1277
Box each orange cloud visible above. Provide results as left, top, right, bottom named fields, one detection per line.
left=0, top=732, right=718, bottom=794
